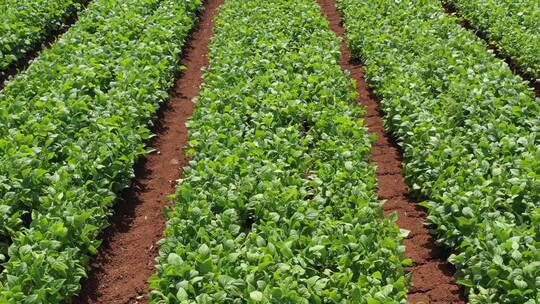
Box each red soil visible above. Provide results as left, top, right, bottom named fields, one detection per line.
left=316, top=0, right=466, bottom=303
left=72, top=0, right=223, bottom=303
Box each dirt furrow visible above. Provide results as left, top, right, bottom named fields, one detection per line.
left=316, top=1, right=466, bottom=303
left=72, top=1, right=223, bottom=303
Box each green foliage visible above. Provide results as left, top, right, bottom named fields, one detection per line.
left=446, top=0, right=540, bottom=83
left=0, top=0, right=164, bottom=240
left=0, top=0, right=202, bottom=302
left=0, top=0, right=87, bottom=72
left=149, top=0, right=409, bottom=303
left=337, top=0, right=540, bottom=303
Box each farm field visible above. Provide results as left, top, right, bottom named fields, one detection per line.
left=338, top=0, right=539, bottom=302
left=0, top=0, right=88, bottom=84
left=0, top=0, right=202, bottom=301
left=0, top=0, right=538, bottom=303
left=149, top=0, right=409, bottom=302
left=444, top=0, right=540, bottom=86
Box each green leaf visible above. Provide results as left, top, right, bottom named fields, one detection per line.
left=250, top=291, right=264, bottom=302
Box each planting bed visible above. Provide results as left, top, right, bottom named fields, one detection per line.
left=150, top=0, right=408, bottom=302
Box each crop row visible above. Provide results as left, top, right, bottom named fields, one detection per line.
left=0, top=0, right=202, bottom=302
left=149, top=0, right=409, bottom=303
left=0, top=0, right=87, bottom=72
left=0, top=0, right=163, bottom=261
left=445, top=0, right=540, bottom=82
left=337, top=0, right=539, bottom=303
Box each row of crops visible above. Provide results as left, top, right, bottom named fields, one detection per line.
left=445, top=0, right=540, bottom=82
left=338, top=0, right=539, bottom=303
left=0, top=0, right=87, bottom=72
left=0, top=0, right=539, bottom=302
left=149, top=0, right=409, bottom=302
left=0, top=0, right=202, bottom=301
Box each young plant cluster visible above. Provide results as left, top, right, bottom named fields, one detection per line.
left=337, top=0, right=539, bottom=303
left=0, top=0, right=87, bottom=73
left=150, top=0, right=409, bottom=303
left=445, top=0, right=540, bottom=83
left=0, top=0, right=202, bottom=302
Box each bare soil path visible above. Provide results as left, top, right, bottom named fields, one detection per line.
left=316, top=1, right=466, bottom=303
left=72, top=1, right=223, bottom=303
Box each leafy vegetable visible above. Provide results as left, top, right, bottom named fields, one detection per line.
left=149, top=0, right=408, bottom=303
left=337, top=0, right=540, bottom=303
left=0, top=0, right=202, bottom=302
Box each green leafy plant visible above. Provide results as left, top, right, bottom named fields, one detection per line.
left=337, top=0, right=540, bottom=303
left=149, top=0, right=409, bottom=303
left=0, top=0, right=203, bottom=302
